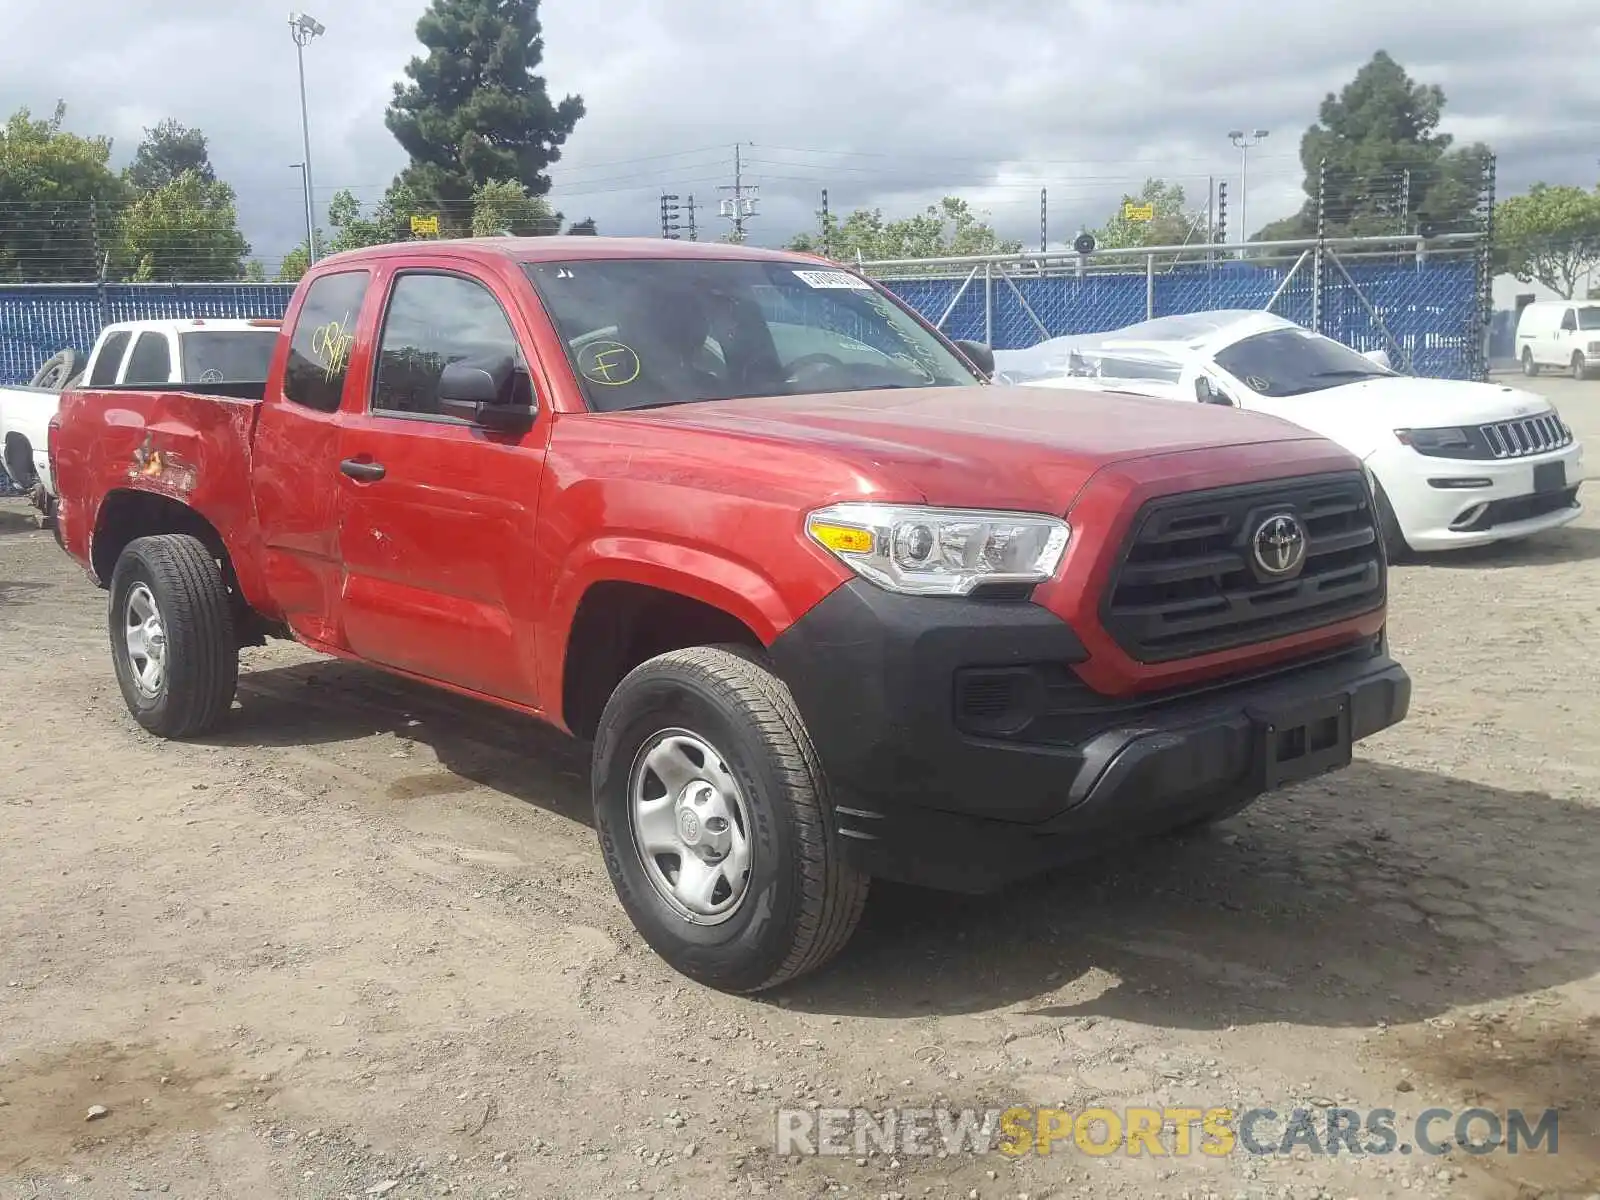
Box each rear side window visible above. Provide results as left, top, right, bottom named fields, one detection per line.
left=89, top=331, right=130, bottom=385
left=123, top=332, right=172, bottom=384
left=180, top=331, right=276, bottom=383
left=284, top=270, right=370, bottom=413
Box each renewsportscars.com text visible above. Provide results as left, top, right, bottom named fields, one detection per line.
left=774, top=1105, right=1560, bottom=1159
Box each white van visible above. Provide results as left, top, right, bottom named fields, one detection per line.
left=1516, top=300, right=1600, bottom=379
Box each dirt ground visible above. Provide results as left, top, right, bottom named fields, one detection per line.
left=3, top=374, right=1599, bottom=1200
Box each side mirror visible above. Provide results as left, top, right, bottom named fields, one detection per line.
left=439, top=355, right=534, bottom=431
left=1195, top=376, right=1234, bottom=406
left=952, top=339, right=995, bottom=380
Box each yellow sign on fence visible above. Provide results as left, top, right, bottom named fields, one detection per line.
left=1123, top=202, right=1155, bottom=222
left=410, top=214, right=440, bottom=236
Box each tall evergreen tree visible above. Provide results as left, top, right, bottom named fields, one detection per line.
left=385, top=0, right=583, bottom=234
left=1255, top=51, right=1490, bottom=241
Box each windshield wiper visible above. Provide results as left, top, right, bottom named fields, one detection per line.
left=1308, top=368, right=1382, bottom=379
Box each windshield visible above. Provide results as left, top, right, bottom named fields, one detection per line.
left=521, top=258, right=981, bottom=411
left=179, top=330, right=276, bottom=383
left=1213, top=328, right=1393, bottom=398
left=1578, top=306, right=1600, bottom=331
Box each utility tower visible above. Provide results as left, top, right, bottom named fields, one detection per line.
left=718, top=143, right=759, bottom=242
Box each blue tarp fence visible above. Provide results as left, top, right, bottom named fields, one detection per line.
left=0, top=253, right=1484, bottom=393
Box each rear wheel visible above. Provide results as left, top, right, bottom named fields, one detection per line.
left=591, top=645, right=868, bottom=993
left=108, top=534, right=239, bottom=738
left=1573, top=352, right=1588, bottom=381
left=1521, top=348, right=1539, bottom=377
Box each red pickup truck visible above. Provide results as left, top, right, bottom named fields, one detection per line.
left=51, top=237, right=1410, bottom=992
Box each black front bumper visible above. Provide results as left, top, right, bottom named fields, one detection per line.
left=768, top=580, right=1410, bottom=893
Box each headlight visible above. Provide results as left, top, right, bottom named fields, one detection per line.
left=1394, top=426, right=1471, bottom=452
left=805, top=502, right=1070, bottom=596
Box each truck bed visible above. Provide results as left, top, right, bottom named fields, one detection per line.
left=54, top=383, right=268, bottom=595
left=77, top=380, right=268, bottom=403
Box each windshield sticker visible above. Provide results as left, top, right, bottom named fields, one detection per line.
left=576, top=339, right=641, bottom=386
left=1245, top=375, right=1271, bottom=392
left=792, top=269, right=872, bottom=291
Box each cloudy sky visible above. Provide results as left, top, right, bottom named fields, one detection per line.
left=4, top=0, right=1598, bottom=271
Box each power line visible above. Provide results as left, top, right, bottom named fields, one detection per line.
left=718, top=143, right=758, bottom=243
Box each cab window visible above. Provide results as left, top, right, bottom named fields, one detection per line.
left=284, top=270, right=370, bottom=413
left=89, top=331, right=131, bottom=385
left=123, top=332, right=172, bottom=384
left=370, top=272, right=531, bottom=418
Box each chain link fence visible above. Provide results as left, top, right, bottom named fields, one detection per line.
left=0, top=282, right=296, bottom=385
left=862, top=233, right=1488, bottom=380
left=0, top=235, right=1490, bottom=392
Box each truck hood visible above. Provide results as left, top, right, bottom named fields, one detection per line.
left=615, top=384, right=1336, bottom=512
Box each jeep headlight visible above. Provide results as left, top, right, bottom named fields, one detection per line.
left=1394, top=426, right=1472, bottom=452
left=806, top=503, right=1070, bottom=596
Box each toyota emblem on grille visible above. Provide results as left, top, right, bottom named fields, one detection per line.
left=1251, top=513, right=1308, bottom=578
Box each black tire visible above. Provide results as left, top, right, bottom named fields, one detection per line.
left=1522, top=348, right=1539, bottom=377
left=2, top=435, right=35, bottom=490
left=1372, top=479, right=1412, bottom=565
left=591, top=645, right=869, bottom=993
left=1573, top=352, right=1588, bottom=381
left=108, top=534, right=239, bottom=738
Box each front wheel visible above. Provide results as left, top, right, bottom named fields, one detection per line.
left=1372, top=479, right=1413, bottom=565
left=1573, top=352, right=1589, bottom=381
left=108, top=534, right=239, bottom=738
left=1522, top=348, right=1539, bottom=377
left=591, top=645, right=869, bottom=993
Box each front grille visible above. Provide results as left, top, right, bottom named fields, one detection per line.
left=1410, top=413, right=1574, bottom=460
left=1478, top=414, right=1572, bottom=459
left=1101, top=471, right=1384, bottom=663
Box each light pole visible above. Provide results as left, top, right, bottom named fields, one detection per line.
left=1227, top=129, right=1268, bottom=250
left=289, top=12, right=325, bottom=263
left=289, top=163, right=311, bottom=263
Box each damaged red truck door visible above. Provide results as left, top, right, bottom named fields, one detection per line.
left=257, top=258, right=551, bottom=703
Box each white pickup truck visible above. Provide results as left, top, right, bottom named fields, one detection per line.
left=1, top=317, right=280, bottom=515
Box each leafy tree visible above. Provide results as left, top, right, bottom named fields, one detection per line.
left=566, top=217, right=597, bottom=235
left=1254, top=51, right=1490, bottom=241
left=0, top=102, right=126, bottom=281
left=1495, top=184, right=1600, bottom=298
left=126, top=119, right=214, bottom=193
left=276, top=242, right=312, bottom=282
left=788, top=197, right=1020, bottom=261
left=326, top=184, right=427, bottom=252
left=1091, top=179, right=1200, bottom=250
left=469, top=179, right=561, bottom=237
left=114, top=168, right=250, bottom=280
left=243, top=259, right=267, bottom=282
left=385, top=0, right=584, bottom=235
left=276, top=184, right=435, bottom=280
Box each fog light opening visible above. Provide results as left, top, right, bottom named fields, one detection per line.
left=1450, top=503, right=1490, bottom=531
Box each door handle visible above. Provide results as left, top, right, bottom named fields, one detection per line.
left=339, top=458, right=386, bottom=481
